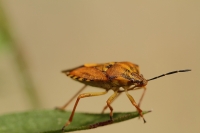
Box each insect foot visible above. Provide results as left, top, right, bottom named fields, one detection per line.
left=55, top=106, right=65, bottom=111
left=61, top=121, right=71, bottom=131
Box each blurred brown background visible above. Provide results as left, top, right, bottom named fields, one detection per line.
left=0, top=0, right=199, bottom=133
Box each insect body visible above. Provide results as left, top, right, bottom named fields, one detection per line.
left=64, top=62, right=141, bottom=90
left=59, top=61, right=191, bottom=130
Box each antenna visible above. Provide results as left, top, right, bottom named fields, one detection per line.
left=147, top=69, right=191, bottom=81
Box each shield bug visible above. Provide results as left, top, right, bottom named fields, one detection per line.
left=58, top=61, right=191, bottom=130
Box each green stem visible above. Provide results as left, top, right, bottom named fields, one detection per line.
left=0, top=3, right=41, bottom=108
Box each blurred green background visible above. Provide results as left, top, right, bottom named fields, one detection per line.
left=0, top=0, right=199, bottom=133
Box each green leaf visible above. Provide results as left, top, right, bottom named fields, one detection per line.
left=0, top=110, right=151, bottom=133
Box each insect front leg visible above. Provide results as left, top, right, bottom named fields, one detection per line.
left=106, top=91, right=119, bottom=120
left=124, top=87, right=146, bottom=123
left=127, top=86, right=147, bottom=108
left=62, top=91, right=108, bottom=131
left=56, top=85, right=87, bottom=111
left=137, top=87, right=146, bottom=108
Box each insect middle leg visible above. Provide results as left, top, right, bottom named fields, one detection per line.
left=106, top=91, right=119, bottom=120
left=101, top=86, right=137, bottom=113
left=62, top=91, right=108, bottom=130
left=101, top=92, right=121, bottom=113
left=105, top=86, right=146, bottom=111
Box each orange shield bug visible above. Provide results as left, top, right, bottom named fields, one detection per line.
left=58, top=61, right=191, bottom=130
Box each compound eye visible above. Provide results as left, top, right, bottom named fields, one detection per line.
left=134, top=80, right=143, bottom=85
left=131, top=79, right=134, bottom=83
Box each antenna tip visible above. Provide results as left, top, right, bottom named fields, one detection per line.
left=180, top=69, right=191, bottom=72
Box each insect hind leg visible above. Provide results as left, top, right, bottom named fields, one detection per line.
left=56, top=85, right=87, bottom=111
left=62, top=90, right=108, bottom=131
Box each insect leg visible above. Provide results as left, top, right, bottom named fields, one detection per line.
left=102, top=86, right=139, bottom=113
left=124, top=87, right=146, bottom=123
left=137, top=87, right=146, bottom=108
left=101, top=92, right=121, bottom=114
left=106, top=91, right=119, bottom=120
left=126, top=86, right=146, bottom=108
left=56, top=85, right=87, bottom=110
left=62, top=91, right=108, bottom=131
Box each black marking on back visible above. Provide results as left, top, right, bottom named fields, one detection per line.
left=106, top=64, right=113, bottom=68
